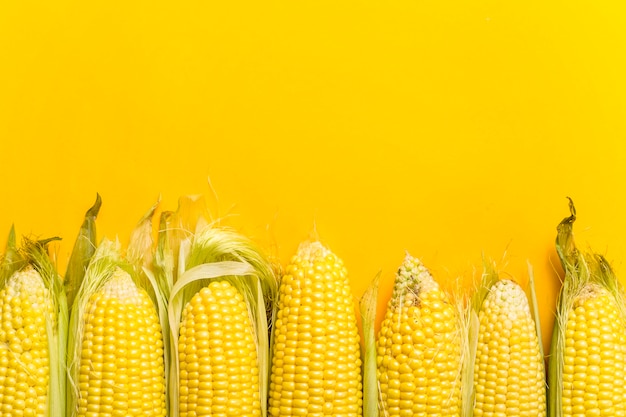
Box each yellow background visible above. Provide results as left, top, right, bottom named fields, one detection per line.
left=1, top=0, right=626, bottom=350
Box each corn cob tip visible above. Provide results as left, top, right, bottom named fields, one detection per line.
left=482, top=279, right=531, bottom=320
left=100, top=267, right=143, bottom=302
left=390, top=253, right=439, bottom=306
left=5, top=266, right=50, bottom=308
left=295, top=240, right=330, bottom=261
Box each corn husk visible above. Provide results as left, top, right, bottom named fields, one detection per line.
left=64, top=194, right=101, bottom=308
left=359, top=273, right=380, bottom=417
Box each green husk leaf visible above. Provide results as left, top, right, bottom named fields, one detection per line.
left=65, top=193, right=101, bottom=308
left=464, top=259, right=499, bottom=417
left=127, top=199, right=170, bottom=411
left=22, top=237, right=67, bottom=417
left=155, top=210, right=175, bottom=300
left=151, top=209, right=179, bottom=403
left=462, top=307, right=478, bottom=417
left=527, top=261, right=544, bottom=359
left=448, top=274, right=470, bottom=417
left=154, top=195, right=212, bottom=295
left=143, top=265, right=171, bottom=414
left=172, top=194, right=211, bottom=236
left=0, top=225, right=26, bottom=287
left=360, top=272, right=380, bottom=417
left=127, top=198, right=159, bottom=270
left=470, top=258, right=500, bottom=314
left=127, top=199, right=160, bottom=304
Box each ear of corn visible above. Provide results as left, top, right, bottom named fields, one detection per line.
left=376, top=254, right=462, bottom=417
left=469, top=260, right=546, bottom=417
left=66, top=239, right=167, bottom=417
left=0, top=232, right=67, bottom=417
left=549, top=199, right=626, bottom=417
left=269, top=240, right=363, bottom=417
left=167, top=226, right=277, bottom=417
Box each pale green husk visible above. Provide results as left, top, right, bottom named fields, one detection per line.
left=0, top=225, right=19, bottom=288
left=527, top=261, right=544, bottom=359
left=359, top=273, right=380, bottom=417
left=463, top=260, right=498, bottom=417
left=64, top=193, right=101, bottom=308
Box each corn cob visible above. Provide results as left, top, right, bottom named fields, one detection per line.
left=470, top=264, right=546, bottom=417
left=269, top=241, right=363, bottom=417
left=67, top=240, right=166, bottom=417
left=376, top=254, right=462, bottom=417
left=549, top=200, right=626, bottom=417
left=167, top=226, right=277, bottom=417
left=0, top=232, right=67, bottom=417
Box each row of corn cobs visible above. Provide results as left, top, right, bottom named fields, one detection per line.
left=0, top=195, right=622, bottom=417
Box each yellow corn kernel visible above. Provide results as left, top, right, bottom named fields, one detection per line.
left=269, top=241, right=363, bottom=417
left=178, top=280, right=261, bottom=417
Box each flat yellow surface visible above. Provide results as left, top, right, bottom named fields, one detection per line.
left=1, top=0, right=626, bottom=349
